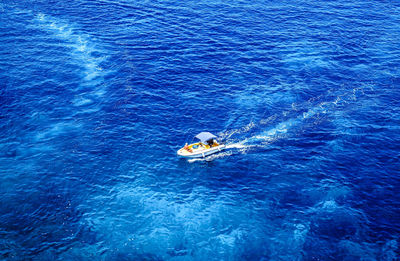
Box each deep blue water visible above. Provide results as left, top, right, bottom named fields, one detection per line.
left=1, top=0, right=400, bottom=259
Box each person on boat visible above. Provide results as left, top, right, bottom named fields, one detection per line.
left=184, top=143, right=192, bottom=152
left=207, top=139, right=215, bottom=148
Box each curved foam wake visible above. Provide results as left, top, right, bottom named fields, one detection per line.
left=35, top=13, right=109, bottom=105
left=17, top=11, right=111, bottom=143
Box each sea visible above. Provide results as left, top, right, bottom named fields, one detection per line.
left=0, top=0, right=399, bottom=260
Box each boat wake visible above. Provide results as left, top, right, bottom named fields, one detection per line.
left=1, top=7, right=112, bottom=152
left=189, top=86, right=372, bottom=162
left=34, top=13, right=109, bottom=105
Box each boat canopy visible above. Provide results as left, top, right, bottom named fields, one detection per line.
left=195, top=132, right=217, bottom=143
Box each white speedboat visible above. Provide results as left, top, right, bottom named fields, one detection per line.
left=177, top=132, right=225, bottom=158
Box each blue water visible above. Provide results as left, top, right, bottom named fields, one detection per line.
left=1, top=0, right=400, bottom=259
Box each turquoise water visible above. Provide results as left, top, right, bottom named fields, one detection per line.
left=1, top=0, right=399, bottom=259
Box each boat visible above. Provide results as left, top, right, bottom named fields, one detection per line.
left=177, top=132, right=225, bottom=158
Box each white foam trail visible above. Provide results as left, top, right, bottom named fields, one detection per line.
left=35, top=13, right=108, bottom=103
left=199, top=86, right=370, bottom=162
left=225, top=143, right=248, bottom=149
left=20, top=12, right=111, bottom=145
left=219, top=121, right=256, bottom=140
left=242, top=90, right=362, bottom=145
left=189, top=105, right=321, bottom=162
left=34, top=122, right=82, bottom=141
left=72, top=97, right=93, bottom=106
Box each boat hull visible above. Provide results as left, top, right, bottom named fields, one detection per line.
left=177, top=145, right=226, bottom=158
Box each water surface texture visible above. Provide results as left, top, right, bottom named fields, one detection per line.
left=1, top=0, right=400, bottom=260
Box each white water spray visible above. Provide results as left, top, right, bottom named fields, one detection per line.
left=190, top=86, right=370, bottom=162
